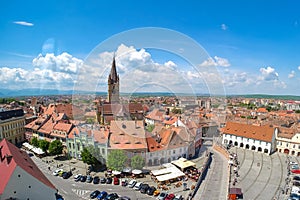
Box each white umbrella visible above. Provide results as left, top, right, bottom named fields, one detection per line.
left=132, top=169, right=142, bottom=175
left=112, top=170, right=121, bottom=175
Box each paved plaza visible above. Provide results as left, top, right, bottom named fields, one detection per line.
left=229, top=147, right=290, bottom=200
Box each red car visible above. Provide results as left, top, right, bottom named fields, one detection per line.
left=165, top=193, right=175, bottom=200
left=113, top=177, right=119, bottom=185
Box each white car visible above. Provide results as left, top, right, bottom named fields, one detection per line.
left=134, top=182, right=143, bottom=190
left=74, top=174, right=82, bottom=179
left=52, top=169, right=63, bottom=176
left=128, top=179, right=137, bottom=188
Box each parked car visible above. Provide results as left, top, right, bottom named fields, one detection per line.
left=74, top=174, right=82, bottom=179
left=293, top=181, right=300, bottom=186
left=134, top=182, right=143, bottom=190
left=121, top=179, right=128, bottom=187
left=74, top=175, right=82, bottom=182
left=173, top=194, right=183, bottom=200
left=147, top=186, right=156, bottom=195
left=97, top=191, right=108, bottom=200
left=52, top=169, right=63, bottom=176
left=113, top=177, right=120, bottom=185
left=105, top=193, right=119, bottom=200
left=157, top=192, right=168, bottom=200
left=165, top=193, right=175, bottom=200
left=86, top=175, right=93, bottom=183
left=58, top=170, right=64, bottom=177
left=140, top=183, right=150, bottom=193
left=93, top=176, right=100, bottom=184
left=293, top=176, right=300, bottom=181
left=80, top=175, right=87, bottom=182
left=128, top=179, right=137, bottom=188
left=62, top=171, right=72, bottom=179
left=100, top=177, right=107, bottom=184
left=106, top=177, right=113, bottom=184
left=90, top=190, right=100, bottom=199
left=153, top=189, right=160, bottom=196
left=292, top=165, right=300, bottom=170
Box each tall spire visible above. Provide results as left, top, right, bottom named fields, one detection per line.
left=109, top=54, right=118, bottom=83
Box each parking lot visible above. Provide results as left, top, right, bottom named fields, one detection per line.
left=31, top=152, right=208, bottom=200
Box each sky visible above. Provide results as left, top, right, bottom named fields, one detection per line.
left=1, top=0, right=300, bottom=96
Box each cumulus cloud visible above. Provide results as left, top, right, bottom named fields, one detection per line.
left=13, top=21, right=34, bottom=26
left=298, top=66, right=300, bottom=71
left=221, top=24, right=228, bottom=30
left=32, top=52, right=83, bottom=74
left=199, top=56, right=230, bottom=67
left=288, top=70, right=295, bottom=78
left=259, top=66, right=279, bottom=81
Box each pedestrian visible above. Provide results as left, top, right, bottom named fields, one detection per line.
left=48, top=166, right=51, bottom=171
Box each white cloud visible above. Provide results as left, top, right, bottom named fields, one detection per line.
left=221, top=24, right=228, bottom=30
left=13, top=21, right=34, bottom=26
left=32, top=52, right=83, bottom=74
left=199, top=56, right=230, bottom=67
left=288, top=70, right=295, bottom=78
left=259, top=66, right=279, bottom=81
left=298, top=66, right=300, bottom=71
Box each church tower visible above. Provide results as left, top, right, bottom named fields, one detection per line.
left=107, top=56, right=120, bottom=103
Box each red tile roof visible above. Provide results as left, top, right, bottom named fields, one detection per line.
left=145, top=109, right=164, bottom=122
left=0, top=139, right=56, bottom=194
left=109, top=120, right=147, bottom=150
left=222, top=122, right=275, bottom=142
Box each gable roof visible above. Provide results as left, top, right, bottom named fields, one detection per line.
left=222, top=122, right=275, bottom=143
left=109, top=120, right=147, bottom=150
left=145, top=108, right=164, bottom=122
left=0, top=139, right=56, bottom=194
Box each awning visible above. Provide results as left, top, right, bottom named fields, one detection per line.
left=122, top=167, right=132, bottom=173
left=112, top=170, right=121, bottom=175
left=132, top=169, right=142, bottom=174
left=171, top=157, right=196, bottom=171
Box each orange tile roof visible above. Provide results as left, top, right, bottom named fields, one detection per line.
left=109, top=120, right=147, bottom=150
left=277, top=127, right=297, bottom=139
left=93, top=128, right=109, bottom=144
left=257, top=107, right=268, bottom=113
left=38, top=118, right=55, bottom=135
left=53, top=122, right=73, bottom=133
left=145, top=109, right=164, bottom=121
left=163, top=116, right=177, bottom=125
left=222, top=121, right=275, bottom=142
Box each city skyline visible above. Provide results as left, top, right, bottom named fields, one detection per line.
left=1, top=1, right=300, bottom=95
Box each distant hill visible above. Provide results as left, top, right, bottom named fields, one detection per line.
left=228, top=94, right=300, bottom=101
left=0, top=88, right=299, bottom=100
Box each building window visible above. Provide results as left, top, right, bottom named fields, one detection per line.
left=173, top=150, right=176, bottom=154
left=102, top=148, right=105, bottom=154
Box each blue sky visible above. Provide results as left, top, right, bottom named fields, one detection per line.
left=1, top=0, right=300, bottom=95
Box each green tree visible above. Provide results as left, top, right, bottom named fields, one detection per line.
left=86, top=145, right=103, bottom=164
left=31, top=137, right=39, bottom=147
left=171, top=107, right=181, bottom=114
left=38, top=140, right=50, bottom=153
left=48, top=140, right=63, bottom=155
left=146, top=124, right=155, bottom=132
left=130, top=155, right=145, bottom=170
left=107, top=149, right=127, bottom=171
left=81, top=147, right=98, bottom=166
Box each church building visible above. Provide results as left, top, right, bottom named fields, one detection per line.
left=97, top=56, right=144, bottom=125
